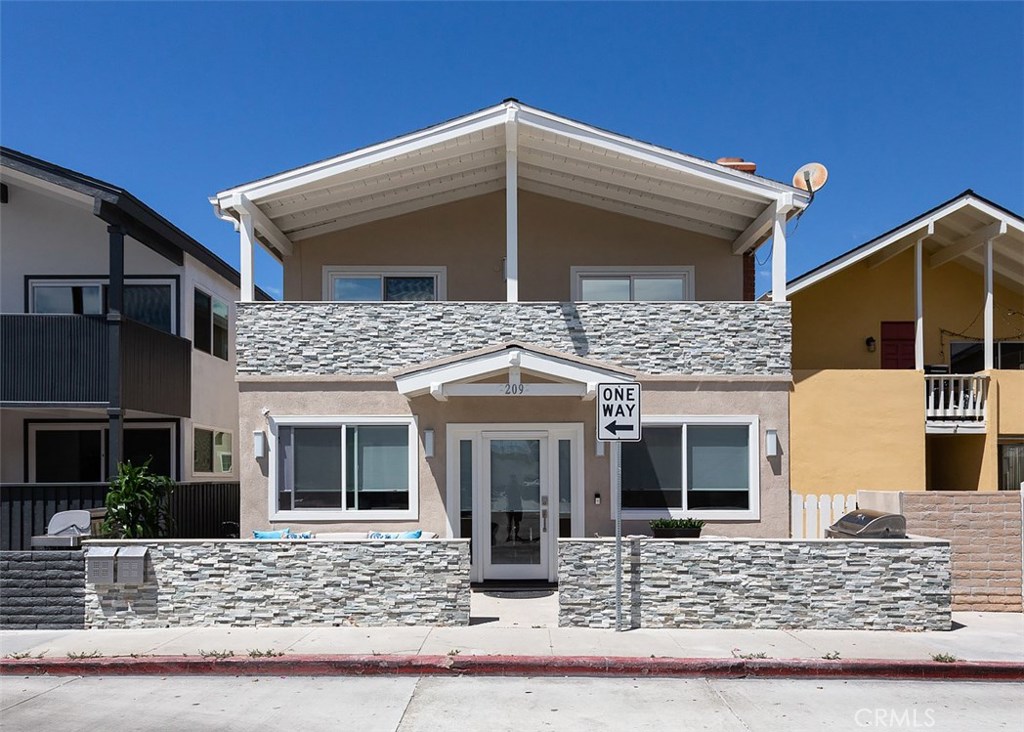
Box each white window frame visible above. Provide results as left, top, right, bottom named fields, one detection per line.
left=267, top=415, right=418, bottom=521
left=193, top=285, right=230, bottom=361
left=321, top=266, right=447, bottom=302
left=192, top=424, right=234, bottom=477
left=27, top=421, right=178, bottom=482
left=610, top=415, right=760, bottom=521
left=570, top=266, right=695, bottom=302
left=28, top=277, right=178, bottom=333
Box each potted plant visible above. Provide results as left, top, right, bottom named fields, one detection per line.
left=649, top=517, right=705, bottom=539
left=101, top=460, right=175, bottom=539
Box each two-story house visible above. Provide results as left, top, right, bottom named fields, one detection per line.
left=211, top=101, right=810, bottom=582
left=787, top=191, right=1024, bottom=498
left=0, top=148, right=265, bottom=494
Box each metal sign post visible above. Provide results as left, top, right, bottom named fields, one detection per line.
left=596, top=382, right=641, bottom=632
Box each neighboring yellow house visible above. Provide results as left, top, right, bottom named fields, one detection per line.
left=787, top=191, right=1024, bottom=496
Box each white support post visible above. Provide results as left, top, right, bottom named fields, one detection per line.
left=984, top=238, right=994, bottom=370
left=505, top=105, right=519, bottom=303
left=915, top=237, right=924, bottom=370
left=239, top=210, right=256, bottom=302
left=770, top=203, right=787, bottom=302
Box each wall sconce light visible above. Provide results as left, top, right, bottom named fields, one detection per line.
left=865, top=336, right=877, bottom=353
left=765, top=429, right=779, bottom=458
left=424, top=429, right=435, bottom=458
left=253, top=430, right=266, bottom=459
left=594, top=492, right=602, bottom=505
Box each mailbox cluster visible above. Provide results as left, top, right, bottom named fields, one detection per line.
left=85, top=546, right=149, bottom=584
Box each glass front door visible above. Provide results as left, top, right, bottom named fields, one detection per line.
left=482, top=434, right=549, bottom=580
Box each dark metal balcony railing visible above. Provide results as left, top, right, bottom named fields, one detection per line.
left=0, top=314, right=191, bottom=416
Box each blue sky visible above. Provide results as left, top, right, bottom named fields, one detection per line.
left=2, top=2, right=1021, bottom=298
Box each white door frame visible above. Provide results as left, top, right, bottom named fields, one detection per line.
left=446, top=422, right=585, bottom=583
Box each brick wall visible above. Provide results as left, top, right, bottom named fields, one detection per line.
left=901, top=492, right=1023, bottom=612
left=0, top=551, right=85, bottom=629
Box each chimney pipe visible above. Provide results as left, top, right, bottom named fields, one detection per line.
left=716, top=157, right=757, bottom=175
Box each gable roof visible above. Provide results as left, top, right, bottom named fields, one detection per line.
left=785, top=190, right=1024, bottom=297
left=212, top=100, right=810, bottom=260
left=1, top=147, right=272, bottom=301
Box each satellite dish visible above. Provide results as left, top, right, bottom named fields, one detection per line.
left=793, top=162, right=829, bottom=198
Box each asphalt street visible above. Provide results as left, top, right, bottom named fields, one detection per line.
left=2, top=675, right=1021, bottom=731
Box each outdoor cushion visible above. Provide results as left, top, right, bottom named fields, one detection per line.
left=253, top=529, right=290, bottom=539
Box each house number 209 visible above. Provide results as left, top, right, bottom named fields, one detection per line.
left=504, top=383, right=525, bottom=395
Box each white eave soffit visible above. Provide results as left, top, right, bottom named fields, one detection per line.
left=212, top=102, right=808, bottom=229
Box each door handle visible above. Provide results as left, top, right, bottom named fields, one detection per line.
left=541, top=508, right=548, bottom=532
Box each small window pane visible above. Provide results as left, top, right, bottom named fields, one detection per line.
left=346, top=426, right=409, bottom=510
left=687, top=425, right=749, bottom=510
left=125, top=428, right=172, bottom=477
left=214, top=431, right=232, bottom=473
left=460, top=439, right=473, bottom=540
left=384, top=276, right=435, bottom=301
left=293, top=428, right=343, bottom=508
left=558, top=439, right=572, bottom=537
left=621, top=427, right=682, bottom=509
left=634, top=277, right=684, bottom=301
left=580, top=278, right=630, bottom=301
left=125, top=284, right=172, bottom=333
left=333, top=276, right=382, bottom=301
left=35, top=429, right=103, bottom=482
left=33, top=285, right=103, bottom=315
left=193, top=428, right=214, bottom=473
left=212, top=299, right=229, bottom=360
left=193, top=290, right=212, bottom=354
left=999, top=343, right=1024, bottom=370
left=1000, top=443, right=1024, bottom=491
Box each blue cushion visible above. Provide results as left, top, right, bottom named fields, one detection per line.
left=368, top=531, right=400, bottom=539
left=253, top=529, right=289, bottom=539
left=286, top=531, right=314, bottom=539
left=398, top=530, right=422, bottom=539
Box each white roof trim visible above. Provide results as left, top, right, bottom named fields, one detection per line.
left=394, top=346, right=633, bottom=399
left=214, top=102, right=809, bottom=209
left=786, top=194, right=1024, bottom=297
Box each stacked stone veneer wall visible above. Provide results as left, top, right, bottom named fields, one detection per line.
left=84, top=540, right=471, bottom=628
left=559, top=538, right=951, bottom=631
left=901, top=492, right=1023, bottom=613
left=0, top=551, right=85, bottom=629
left=236, top=301, right=790, bottom=376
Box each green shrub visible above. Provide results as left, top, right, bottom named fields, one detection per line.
left=102, top=460, right=174, bottom=539
left=649, top=518, right=706, bottom=530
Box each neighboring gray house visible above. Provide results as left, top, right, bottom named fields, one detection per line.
left=0, top=148, right=267, bottom=490
left=211, top=101, right=810, bottom=582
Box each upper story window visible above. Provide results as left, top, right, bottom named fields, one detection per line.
left=28, top=278, right=175, bottom=333
left=193, top=287, right=229, bottom=360
left=950, top=341, right=1024, bottom=373
left=322, top=266, right=446, bottom=302
left=571, top=266, right=694, bottom=302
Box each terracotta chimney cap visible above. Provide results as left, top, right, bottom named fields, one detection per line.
left=716, top=157, right=757, bottom=174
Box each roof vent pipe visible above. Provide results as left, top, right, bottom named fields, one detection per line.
left=716, top=157, right=757, bottom=174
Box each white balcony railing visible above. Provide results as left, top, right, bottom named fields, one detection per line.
left=925, top=374, right=989, bottom=424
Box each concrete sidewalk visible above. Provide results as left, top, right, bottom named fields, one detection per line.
left=2, top=612, right=1021, bottom=665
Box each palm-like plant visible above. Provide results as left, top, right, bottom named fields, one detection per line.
left=101, top=460, right=174, bottom=538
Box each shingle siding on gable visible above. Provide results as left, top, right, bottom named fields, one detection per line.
left=236, top=301, right=791, bottom=377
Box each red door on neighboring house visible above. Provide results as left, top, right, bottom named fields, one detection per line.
left=880, top=321, right=916, bottom=369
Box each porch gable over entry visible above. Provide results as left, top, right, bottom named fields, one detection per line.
left=392, top=342, right=635, bottom=401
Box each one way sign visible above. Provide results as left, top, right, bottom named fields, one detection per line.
left=596, top=383, right=642, bottom=442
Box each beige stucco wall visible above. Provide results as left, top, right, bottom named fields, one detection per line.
left=790, top=369, right=925, bottom=495
left=791, top=248, right=1023, bottom=371
left=993, top=370, right=1024, bottom=434
left=238, top=379, right=789, bottom=538
left=285, top=190, right=742, bottom=302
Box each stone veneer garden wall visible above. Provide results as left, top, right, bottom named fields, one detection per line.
left=0, top=551, right=85, bottom=629
left=236, top=301, right=790, bottom=376
left=84, top=540, right=470, bottom=628
left=558, top=537, right=951, bottom=631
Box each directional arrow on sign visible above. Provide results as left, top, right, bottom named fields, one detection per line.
left=603, top=421, right=636, bottom=435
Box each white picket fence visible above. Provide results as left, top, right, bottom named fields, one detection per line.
left=791, top=493, right=857, bottom=538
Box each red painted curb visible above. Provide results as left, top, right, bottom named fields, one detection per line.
left=2, top=654, right=1022, bottom=681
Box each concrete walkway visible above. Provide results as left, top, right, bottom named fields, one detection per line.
left=2, top=611, right=1021, bottom=665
